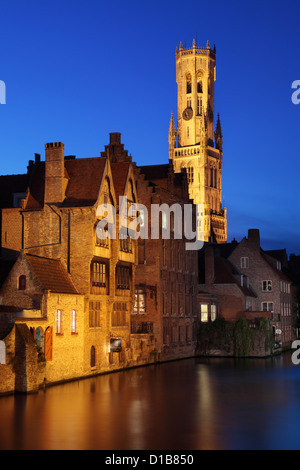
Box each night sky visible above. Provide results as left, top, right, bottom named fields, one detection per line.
left=0, top=0, right=299, bottom=255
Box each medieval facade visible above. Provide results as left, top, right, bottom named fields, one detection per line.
left=168, top=40, right=227, bottom=243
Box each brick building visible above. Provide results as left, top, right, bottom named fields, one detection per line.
left=133, top=162, right=199, bottom=361
left=0, top=133, right=199, bottom=394
left=198, top=229, right=295, bottom=348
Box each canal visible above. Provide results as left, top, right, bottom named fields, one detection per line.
left=1, top=352, right=300, bottom=450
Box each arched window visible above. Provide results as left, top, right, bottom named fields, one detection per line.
left=197, top=72, right=203, bottom=93
left=90, top=346, right=96, bottom=367
left=186, top=73, right=192, bottom=94
left=18, top=275, right=26, bottom=290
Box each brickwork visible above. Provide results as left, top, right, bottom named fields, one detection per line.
left=228, top=229, right=294, bottom=345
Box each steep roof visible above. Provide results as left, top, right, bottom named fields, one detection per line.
left=214, top=257, right=256, bottom=297
left=62, top=157, right=106, bottom=207
left=25, top=254, right=78, bottom=294
left=110, top=161, right=131, bottom=200
left=24, top=157, right=107, bottom=209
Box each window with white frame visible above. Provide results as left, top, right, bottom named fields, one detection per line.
left=262, top=280, right=272, bottom=292
left=262, top=302, right=274, bottom=312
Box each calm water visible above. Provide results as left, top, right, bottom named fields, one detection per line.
left=1, top=353, right=300, bottom=450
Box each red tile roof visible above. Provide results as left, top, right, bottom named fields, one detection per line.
left=25, top=254, right=78, bottom=294
left=110, top=161, right=130, bottom=199
left=24, top=157, right=107, bottom=209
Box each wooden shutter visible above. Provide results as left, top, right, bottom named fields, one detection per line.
left=44, top=327, right=53, bottom=361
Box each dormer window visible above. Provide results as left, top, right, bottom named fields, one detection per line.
left=18, top=275, right=26, bottom=290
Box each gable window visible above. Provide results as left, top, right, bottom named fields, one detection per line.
left=96, top=225, right=109, bottom=248
left=56, top=309, right=63, bottom=335
left=262, top=302, right=274, bottom=312
left=120, top=228, right=132, bottom=253
left=18, top=275, right=26, bottom=290
left=262, top=280, right=272, bottom=292
left=240, top=257, right=249, bottom=269
left=71, top=309, right=77, bottom=334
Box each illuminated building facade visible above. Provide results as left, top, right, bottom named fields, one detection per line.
left=169, top=40, right=227, bottom=243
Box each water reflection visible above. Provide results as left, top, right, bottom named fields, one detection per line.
left=1, top=353, right=300, bottom=450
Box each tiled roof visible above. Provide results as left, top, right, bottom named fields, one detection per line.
left=214, top=257, right=256, bottom=297
left=111, top=161, right=130, bottom=199
left=24, top=157, right=107, bottom=209
left=63, top=157, right=106, bottom=207
left=25, top=254, right=78, bottom=294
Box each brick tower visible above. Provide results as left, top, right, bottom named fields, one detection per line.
left=169, top=40, right=227, bottom=243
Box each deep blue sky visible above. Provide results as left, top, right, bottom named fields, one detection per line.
left=0, top=0, right=299, bottom=255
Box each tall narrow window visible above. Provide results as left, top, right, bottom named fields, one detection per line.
left=56, top=309, right=62, bottom=334
left=89, top=301, right=101, bottom=328
left=197, top=97, right=202, bottom=115
left=92, top=262, right=106, bottom=286
left=187, top=166, right=194, bottom=183
left=18, top=275, right=26, bottom=291
left=197, top=72, right=203, bottom=93
left=116, top=266, right=130, bottom=289
left=201, top=304, right=208, bottom=322
left=71, top=309, right=77, bottom=334
left=133, top=290, right=146, bottom=314
left=186, top=73, right=192, bottom=94
left=90, top=346, right=96, bottom=367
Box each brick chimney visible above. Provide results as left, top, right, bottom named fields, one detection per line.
left=248, top=229, right=260, bottom=249
left=205, top=245, right=215, bottom=284
left=44, top=142, right=66, bottom=204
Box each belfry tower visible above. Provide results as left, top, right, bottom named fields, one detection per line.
left=169, top=40, right=227, bottom=243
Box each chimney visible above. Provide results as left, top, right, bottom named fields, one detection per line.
left=248, top=229, right=260, bottom=249
left=44, top=142, right=65, bottom=204
left=205, top=245, right=215, bottom=285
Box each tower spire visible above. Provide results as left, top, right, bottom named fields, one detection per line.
left=168, top=111, right=176, bottom=160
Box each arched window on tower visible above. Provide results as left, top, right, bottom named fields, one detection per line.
left=186, top=73, right=192, bottom=94
left=197, top=72, right=203, bottom=93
